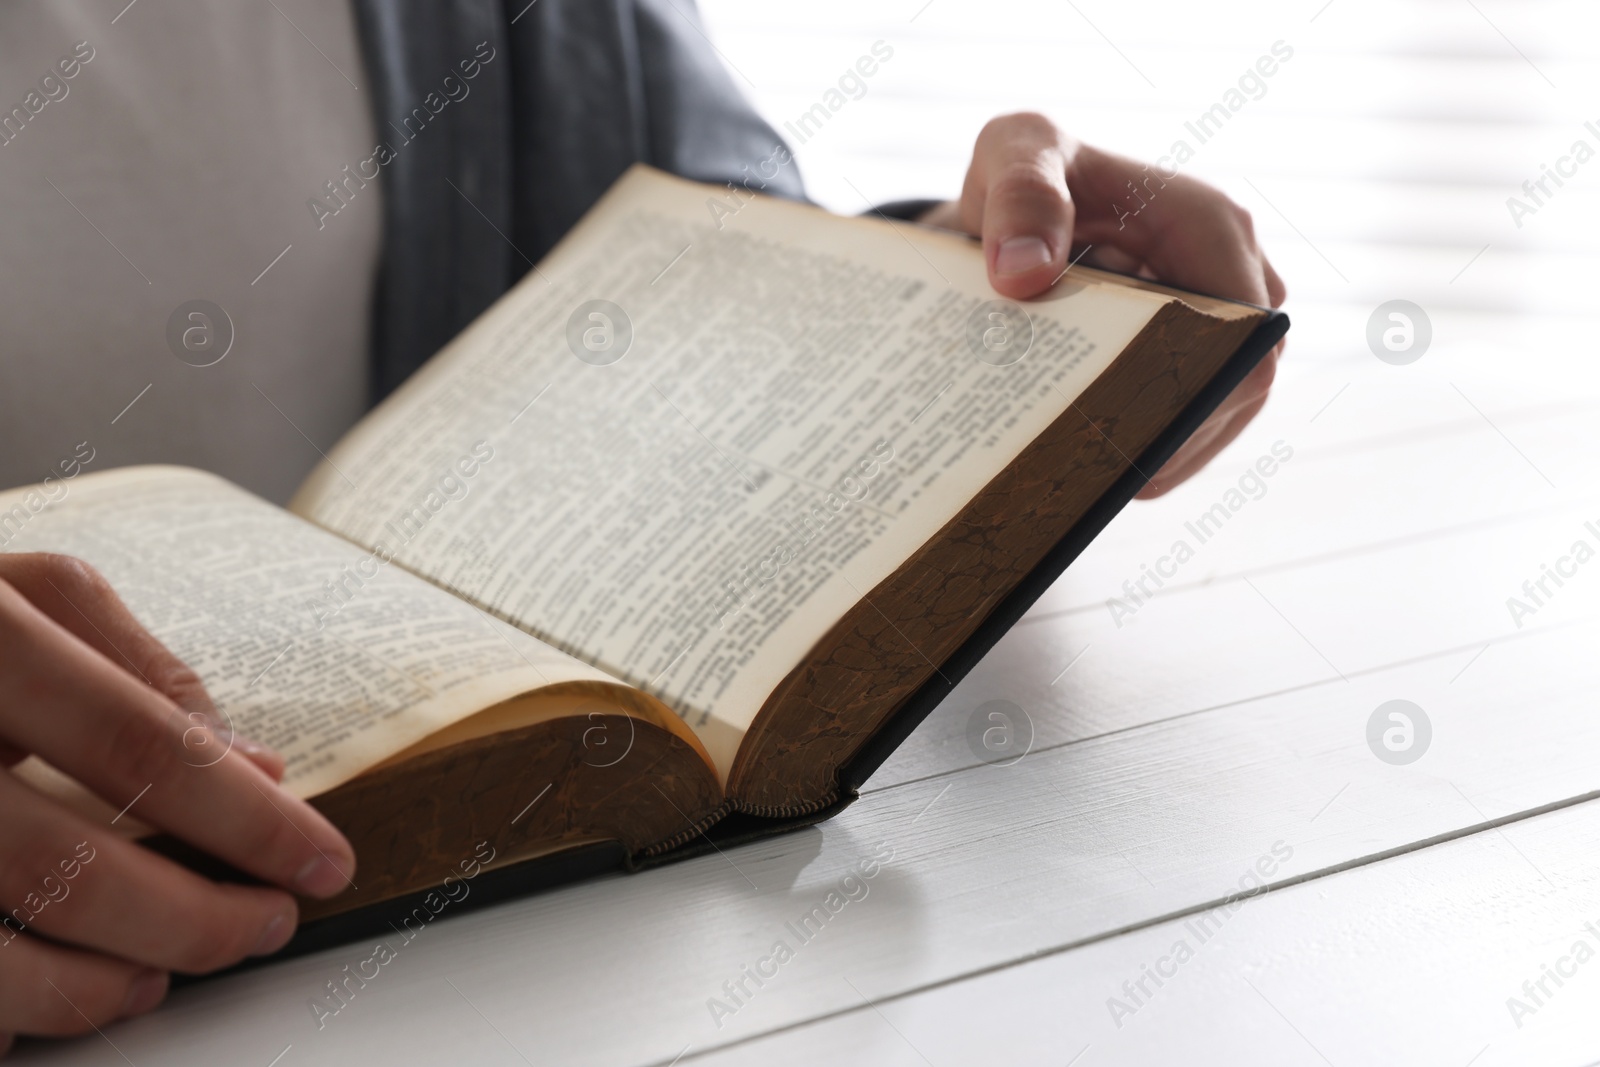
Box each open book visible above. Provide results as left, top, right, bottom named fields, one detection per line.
left=2, top=166, right=1284, bottom=925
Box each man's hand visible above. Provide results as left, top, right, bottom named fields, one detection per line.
left=0, top=553, right=356, bottom=1054
left=921, top=113, right=1287, bottom=497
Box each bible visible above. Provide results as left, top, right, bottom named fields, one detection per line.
left=0, top=165, right=1286, bottom=940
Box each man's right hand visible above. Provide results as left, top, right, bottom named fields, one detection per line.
left=0, top=553, right=356, bottom=1055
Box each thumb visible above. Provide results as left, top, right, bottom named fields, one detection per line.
left=963, top=114, right=1076, bottom=299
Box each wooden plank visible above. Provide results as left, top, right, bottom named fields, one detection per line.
left=874, top=479, right=1600, bottom=790
left=684, top=795, right=1600, bottom=1067
left=1225, top=309, right=1600, bottom=463
left=1022, top=415, right=1600, bottom=620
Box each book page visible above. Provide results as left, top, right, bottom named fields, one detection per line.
left=294, top=166, right=1173, bottom=776
left=0, top=467, right=621, bottom=797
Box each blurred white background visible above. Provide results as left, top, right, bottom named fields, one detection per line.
left=699, top=0, right=1598, bottom=311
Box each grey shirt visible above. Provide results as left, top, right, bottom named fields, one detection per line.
left=0, top=0, right=382, bottom=503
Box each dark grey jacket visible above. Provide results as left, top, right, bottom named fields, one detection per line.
left=349, top=0, right=809, bottom=399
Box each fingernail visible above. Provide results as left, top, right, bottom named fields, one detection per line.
left=995, top=236, right=1051, bottom=275
left=234, top=735, right=279, bottom=762
left=252, top=909, right=295, bottom=957
left=295, top=854, right=354, bottom=898
left=121, top=969, right=168, bottom=1017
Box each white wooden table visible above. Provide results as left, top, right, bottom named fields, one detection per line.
left=18, top=2, right=1600, bottom=1063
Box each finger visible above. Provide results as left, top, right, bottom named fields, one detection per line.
left=0, top=580, right=356, bottom=899
left=1065, top=144, right=1273, bottom=306
left=1062, top=147, right=1282, bottom=491
left=1136, top=391, right=1272, bottom=499
left=1080, top=244, right=1145, bottom=277
left=1263, top=255, right=1288, bottom=307
left=0, top=773, right=297, bottom=973
left=0, top=932, right=166, bottom=1037
left=1133, top=350, right=1278, bottom=498
left=0, top=555, right=284, bottom=780
left=1135, top=415, right=1229, bottom=498
left=960, top=113, right=1076, bottom=299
